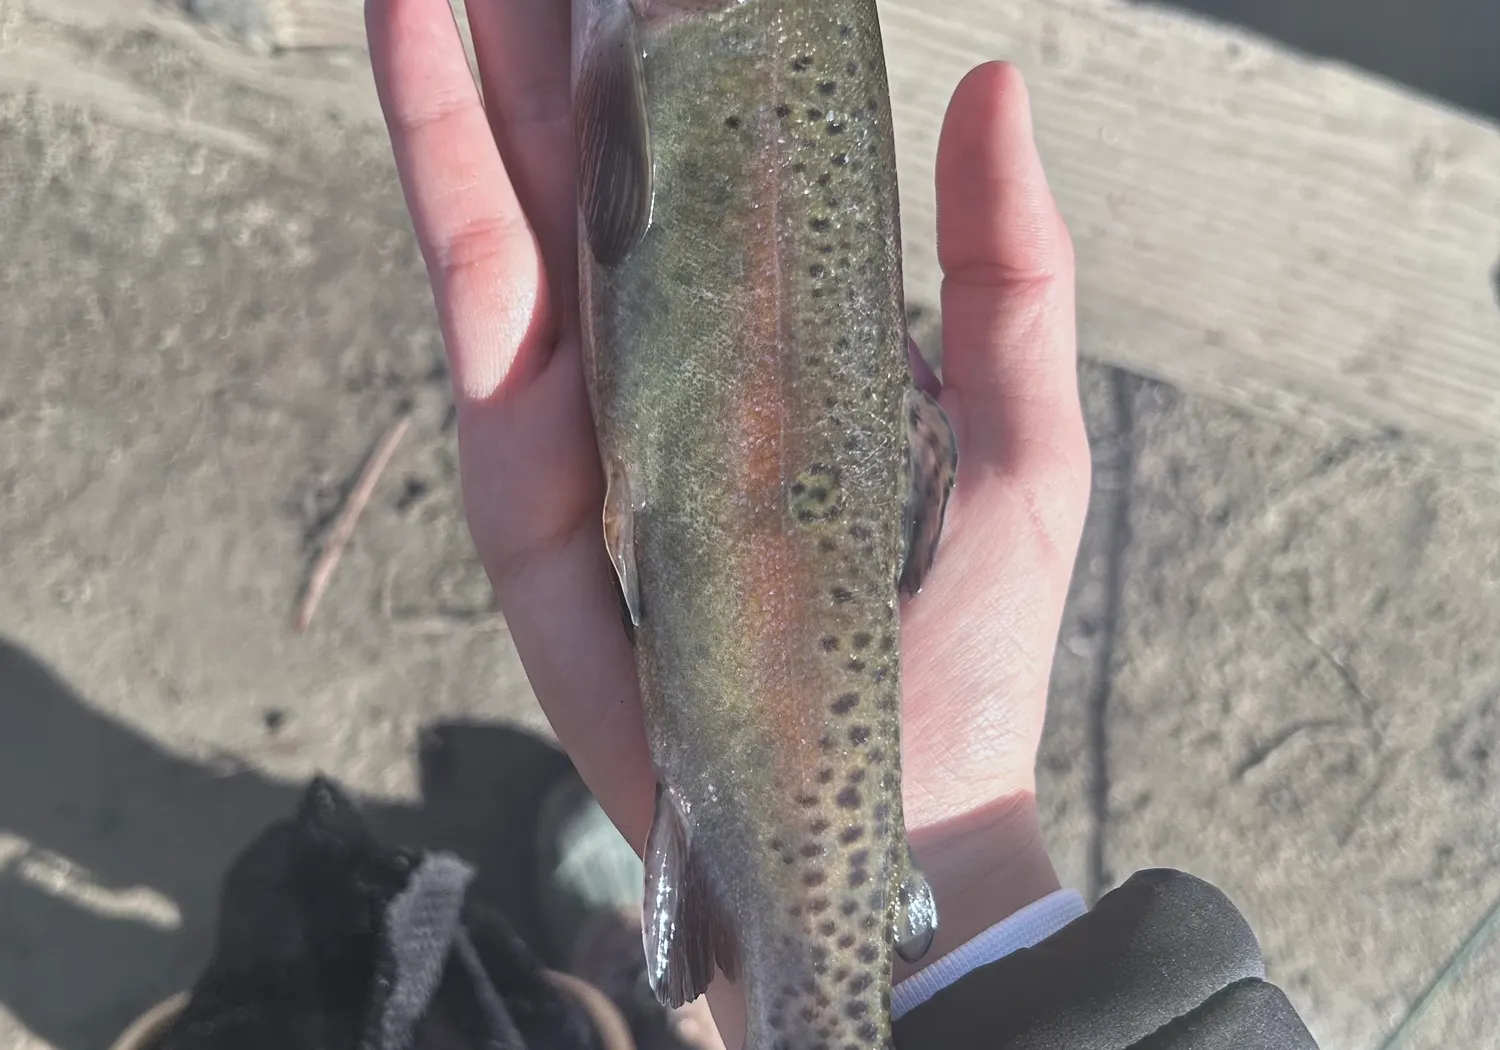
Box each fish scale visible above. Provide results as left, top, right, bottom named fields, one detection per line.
left=572, top=1, right=957, bottom=1048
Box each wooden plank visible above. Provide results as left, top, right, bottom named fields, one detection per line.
left=881, top=0, right=1500, bottom=457
left=89, top=0, right=1500, bottom=455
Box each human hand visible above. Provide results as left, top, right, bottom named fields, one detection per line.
left=367, top=0, right=1089, bottom=1014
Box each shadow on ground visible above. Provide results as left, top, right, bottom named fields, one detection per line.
left=1146, top=0, right=1500, bottom=123
left=0, top=637, right=574, bottom=1050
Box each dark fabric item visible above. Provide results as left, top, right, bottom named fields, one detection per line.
left=159, top=777, right=600, bottom=1050
left=892, top=868, right=1319, bottom=1050
left=1129, top=979, right=1320, bottom=1050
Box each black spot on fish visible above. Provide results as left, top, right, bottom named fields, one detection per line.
left=858, top=1022, right=879, bottom=1042
left=846, top=60, right=859, bottom=74
left=820, top=920, right=837, bottom=936
left=848, top=973, right=873, bottom=994
left=803, top=869, right=827, bottom=887
left=832, top=692, right=859, bottom=715
left=866, top=748, right=885, bottom=765
left=817, top=768, right=835, bottom=785
left=769, top=1014, right=785, bottom=1032
left=880, top=634, right=895, bottom=653
left=838, top=933, right=856, bottom=949
left=852, top=632, right=872, bottom=650
left=816, top=993, right=831, bottom=1009
left=849, top=524, right=871, bottom=541
left=801, top=842, right=822, bottom=858
left=770, top=837, right=784, bottom=852
left=789, top=904, right=803, bottom=918
left=811, top=217, right=831, bottom=233
left=824, top=196, right=841, bottom=210
left=849, top=727, right=870, bottom=747
left=775, top=103, right=792, bottom=118
left=847, top=768, right=866, bottom=785
left=812, top=945, right=829, bottom=965
left=781, top=852, right=796, bottom=866
left=820, top=732, right=837, bottom=751
left=724, top=115, right=741, bottom=129
left=811, top=288, right=826, bottom=299
left=872, top=667, right=889, bottom=684
left=819, top=81, right=838, bottom=96
left=840, top=899, right=859, bottom=916
left=847, top=658, right=866, bottom=673
left=846, top=1002, right=870, bottom=1020
left=881, top=772, right=899, bottom=792
left=811, top=897, right=831, bottom=914
left=839, top=826, right=864, bottom=845
left=792, top=162, right=807, bottom=174
left=793, top=55, right=813, bottom=72
left=819, top=244, right=835, bottom=255
left=800, top=1006, right=816, bottom=1024
left=873, top=802, right=890, bottom=821
left=824, top=396, right=838, bottom=409
left=839, top=24, right=852, bottom=38
left=832, top=152, right=848, bottom=166
left=811, top=817, right=830, bottom=835
left=819, top=537, right=837, bottom=553
left=827, top=122, right=846, bottom=135
left=791, top=481, right=806, bottom=496
left=806, top=107, right=824, bottom=121
left=797, top=792, right=819, bottom=807
left=834, top=966, right=852, bottom=982
left=837, top=786, right=861, bottom=809
left=857, top=945, right=880, bottom=964
left=809, top=263, right=827, bottom=278
left=849, top=849, right=870, bottom=868
left=848, top=867, right=869, bottom=888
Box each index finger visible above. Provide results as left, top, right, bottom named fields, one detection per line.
left=367, top=0, right=553, bottom=404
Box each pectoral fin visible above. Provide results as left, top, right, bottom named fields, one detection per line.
left=574, top=0, right=653, bottom=266
left=642, top=785, right=740, bottom=1008
left=893, top=850, right=938, bottom=963
left=899, top=387, right=958, bottom=597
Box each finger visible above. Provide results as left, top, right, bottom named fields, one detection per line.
left=367, top=0, right=553, bottom=403
left=465, top=0, right=578, bottom=303
left=934, top=62, right=1086, bottom=484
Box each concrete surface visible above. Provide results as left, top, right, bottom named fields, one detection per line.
left=1, top=3, right=1498, bottom=1050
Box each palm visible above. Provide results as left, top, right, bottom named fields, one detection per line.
left=370, top=0, right=1088, bottom=933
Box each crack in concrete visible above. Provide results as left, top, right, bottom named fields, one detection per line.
left=1086, top=368, right=1136, bottom=903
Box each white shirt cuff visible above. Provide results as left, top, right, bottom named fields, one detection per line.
left=890, top=888, right=1089, bottom=1021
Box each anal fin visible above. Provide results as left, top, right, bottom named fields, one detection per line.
left=893, top=848, right=938, bottom=963
left=899, top=387, right=958, bottom=597
left=642, top=784, right=740, bottom=1008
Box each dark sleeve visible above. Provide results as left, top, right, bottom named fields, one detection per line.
left=891, top=869, right=1319, bottom=1050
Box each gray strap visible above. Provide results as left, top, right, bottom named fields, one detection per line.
left=375, top=852, right=477, bottom=1050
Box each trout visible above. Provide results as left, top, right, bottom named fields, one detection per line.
left=571, top=1, right=958, bottom=1047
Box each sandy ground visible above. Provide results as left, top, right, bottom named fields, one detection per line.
left=2, top=2, right=1498, bottom=1049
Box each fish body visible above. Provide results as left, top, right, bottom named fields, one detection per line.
left=571, top=2, right=957, bottom=1048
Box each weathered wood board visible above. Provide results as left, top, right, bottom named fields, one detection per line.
left=880, top=0, right=1500, bottom=458
left=57, top=0, right=1500, bottom=457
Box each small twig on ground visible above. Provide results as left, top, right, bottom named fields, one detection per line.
left=294, top=413, right=412, bottom=632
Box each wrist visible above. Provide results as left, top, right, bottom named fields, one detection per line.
left=895, top=792, right=1059, bottom=984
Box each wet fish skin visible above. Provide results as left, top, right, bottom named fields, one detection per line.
left=572, top=2, right=957, bottom=1049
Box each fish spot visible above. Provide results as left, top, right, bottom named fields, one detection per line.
left=834, top=966, right=851, bottom=982
left=872, top=667, right=890, bottom=684
left=866, top=748, right=885, bottom=764
left=861, top=911, right=881, bottom=931
left=809, top=263, right=827, bottom=278
left=797, top=792, right=819, bottom=807
left=832, top=152, right=848, bottom=167
left=816, top=993, right=831, bottom=1009
left=724, top=115, right=742, bottom=129
left=838, top=23, right=853, bottom=38
left=831, top=586, right=855, bottom=605
left=769, top=1014, right=785, bottom=1031
left=849, top=524, right=872, bottom=541
left=847, top=768, right=866, bottom=785
left=880, top=634, right=894, bottom=652
left=827, top=122, right=846, bottom=135
left=819, top=80, right=838, bottom=96
left=775, top=103, right=792, bottom=118
left=819, top=732, right=837, bottom=751
left=817, top=768, right=835, bottom=785
left=781, top=852, right=796, bottom=866
left=881, top=772, right=899, bottom=792
left=839, top=826, right=865, bottom=845
left=793, top=55, right=813, bottom=72
left=838, top=933, right=856, bottom=949
left=857, top=944, right=880, bottom=964
left=803, top=869, right=827, bottom=887
left=819, top=537, right=837, bottom=553
left=846, top=1001, right=870, bottom=1019
left=852, top=632, right=872, bottom=650
left=848, top=973, right=873, bottom=994
left=849, top=849, right=870, bottom=868
left=818, top=243, right=835, bottom=255
left=858, top=1022, right=879, bottom=1041
left=806, top=107, right=824, bottom=121
left=874, top=801, right=890, bottom=820
left=836, top=786, right=861, bottom=809
left=800, top=1006, right=817, bottom=1024
left=792, top=162, right=807, bottom=174
left=810, top=816, right=830, bottom=833
left=832, top=692, right=859, bottom=715
left=770, top=837, right=784, bottom=852
left=840, top=899, right=859, bottom=916
left=820, top=920, right=837, bottom=936
left=846, top=60, right=859, bottom=74
left=812, top=945, right=829, bottom=964
left=801, top=842, right=822, bottom=858
left=847, top=658, right=866, bottom=673
left=810, top=216, right=831, bottom=233
left=811, top=897, right=831, bottom=914
left=789, top=904, right=803, bottom=918
left=848, top=867, right=869, bottom=888
left=848, top=726, right=870, bottom=746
